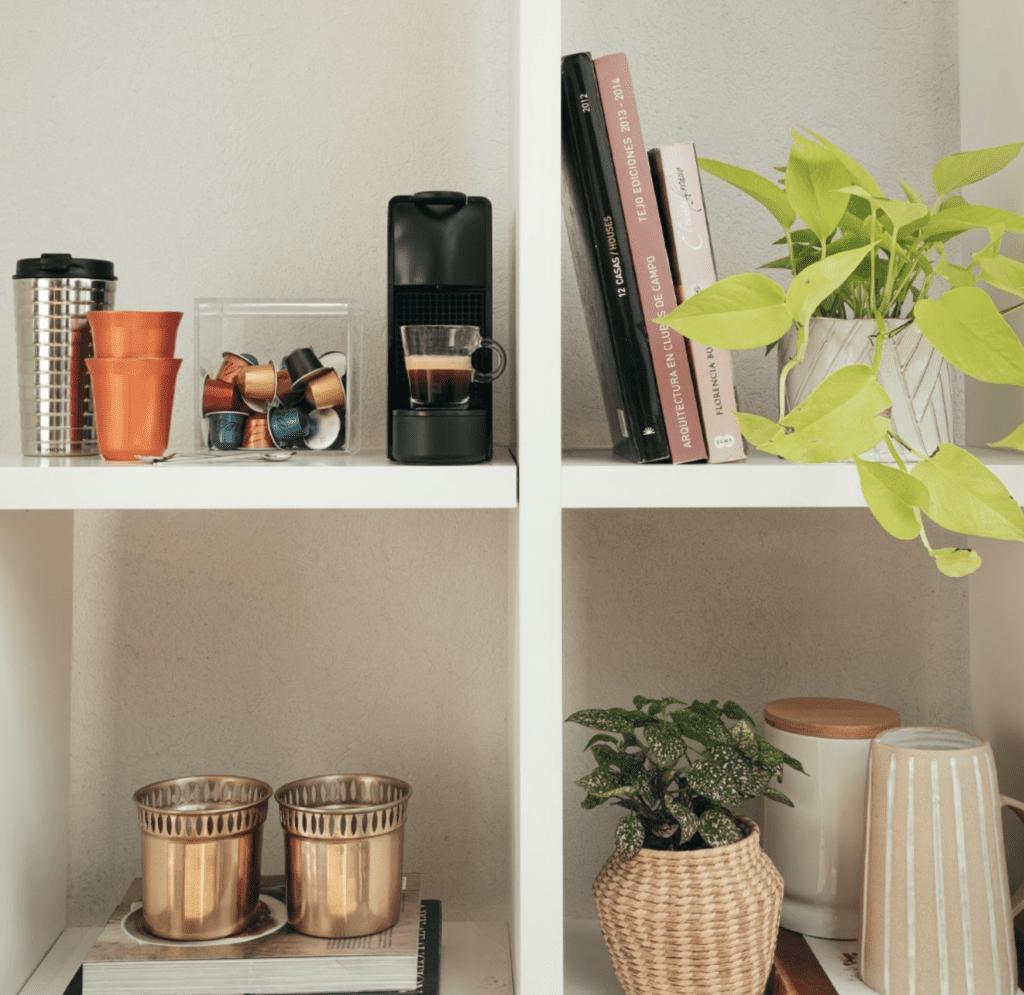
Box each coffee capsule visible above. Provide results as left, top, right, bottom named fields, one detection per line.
left=236, top=362, right=277, bottom=411
left=241, top=413, right=273, bottom=449
left=215, top=352, right=255, bottom=385
left=202, top=377, right=239, bottom=415
left=267, top=406, right=310, bottom=449
left=305, top=407, right=345, bottom=451
left=284, top=346, right=324, bottom=388
left=319, top=350, right=347, bottom=379
left=208, top=411, right=248, bottom=450
left=304, top=369, right=346, bottom=410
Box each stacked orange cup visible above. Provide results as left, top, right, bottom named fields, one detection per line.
left=85, top=311, right=183, bottom=461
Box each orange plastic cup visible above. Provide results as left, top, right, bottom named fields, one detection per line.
left=88, top=310, right=182, bottom=359
left=85, top=357, right=182, bottom=461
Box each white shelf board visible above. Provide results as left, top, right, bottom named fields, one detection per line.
left=562, top=447, right=1024, bottom=509
left=0, top=448, right=517, bottom=511
left=19, top=922, right=511, bottom=995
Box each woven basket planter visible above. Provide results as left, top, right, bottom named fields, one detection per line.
left=592, top=817, right=782, bottom=995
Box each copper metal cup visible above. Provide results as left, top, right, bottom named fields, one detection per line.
left=275, top=774, right=411, bottom=938
left=304, top=369, right=346, bottom=410
left=133, top=775, right=272, bottom=941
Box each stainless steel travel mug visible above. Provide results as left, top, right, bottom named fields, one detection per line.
left=14, top=254, right=116, bottom=455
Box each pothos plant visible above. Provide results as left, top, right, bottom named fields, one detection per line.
left=661, top=129, right=1024, bottom=578
left=567, top=696, right=804, bottom=861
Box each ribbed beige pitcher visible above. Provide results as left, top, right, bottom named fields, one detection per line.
left=860, top=727, right=1024, bottom=995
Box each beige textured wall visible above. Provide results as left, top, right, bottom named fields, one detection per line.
left=560, top=0, right=969, bottom=917
left=69, top=509, right=510, bottom=926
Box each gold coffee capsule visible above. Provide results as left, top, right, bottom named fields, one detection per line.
left=304, top=369, right=346, bottom=410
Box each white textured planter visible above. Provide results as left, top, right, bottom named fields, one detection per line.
left=779, top=316, right=955, bottom=461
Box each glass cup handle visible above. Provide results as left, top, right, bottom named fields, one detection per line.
left=472, top=339, right=507, bottom=383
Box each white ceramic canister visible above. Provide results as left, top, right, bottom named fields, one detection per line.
left=760, top=697, right=900, bottom=939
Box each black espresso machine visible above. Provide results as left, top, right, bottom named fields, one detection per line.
left=387, top=191, right=495, bottom=464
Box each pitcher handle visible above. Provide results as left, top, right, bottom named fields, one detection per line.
left=1001, top=795, right=1024, bottom=918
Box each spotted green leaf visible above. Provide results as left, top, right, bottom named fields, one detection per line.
left=722, top=701, right=755, bottom=723
left=687, top=747, right=772, bottom=806
left=915, top=288, right=1024, bottom=386
left=931, top=547, right=983, bottom=578
left=730, top=719, right=759, bottom=759
left=665, top=796, right=699, bottom=843
left=697, top=808, right=744, bottom=848
left=911, top=444, right=1024, bottom=543
left=662, top=272, right=792, bottom=350
left=615, top=811, right=644, bottom=861
left=576, top=768, right=629, bottom=800
left=855, top=457, right=930, bottom=541
left=764, top=786, right=795, bottom=807
left=644, top=721, right=687, bottom=767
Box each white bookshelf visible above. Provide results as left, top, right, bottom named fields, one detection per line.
left=4, top=4, right=1024, bottom=995
left=0, top=450, right=518, bottom=511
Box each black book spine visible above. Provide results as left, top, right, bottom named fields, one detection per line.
left=561, top=51, right=670, bottom=463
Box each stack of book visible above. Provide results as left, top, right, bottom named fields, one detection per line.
left=561, top=50, right=745, bottom=465
left=75, top=874, right=439, bottom=995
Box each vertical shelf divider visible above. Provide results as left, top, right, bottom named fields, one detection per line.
left=511, top=0, right=564, bottom=990
left=0, top=511, right=74, bottom=995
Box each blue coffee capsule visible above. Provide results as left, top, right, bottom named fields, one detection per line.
left=208, top=411, right=248, bottom=450
left=268, top=406, right=309, bottom=448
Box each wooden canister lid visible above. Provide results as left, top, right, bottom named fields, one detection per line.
left=764, top=697, right=900, bottom=739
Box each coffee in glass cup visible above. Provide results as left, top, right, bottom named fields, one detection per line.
left=400, top=325, right=506, bottom=408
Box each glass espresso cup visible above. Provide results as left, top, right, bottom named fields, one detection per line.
left=400, top=325, right=506, bottom=408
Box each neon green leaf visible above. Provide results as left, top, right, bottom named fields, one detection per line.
left=990, top=423, right=1024, bottom=450
left=914, top=287, right=1024, bottom=386
left=930, top=548, right=983, bottom=578
left=697, top=158, right=796, bottom=230
left=661, top=273, right=792, bottom=350
left=798, top=129, right=885, bottom=198
left=735, top=411, right=783, bottom=448
left=977, top=254, right=1024, bottom=298
left=911, top=444, right=1024, bottom=542
left=786, top=245, right=872, bottom=327
left=921, top=205, right=1024, bottom=242
left=855, top=457, right=929, bottom=540
left=762, top=365, right=891, bottom=462
left=786, top=137, right=852, bottom=245
left=932, top=142, right=1023, bottom=198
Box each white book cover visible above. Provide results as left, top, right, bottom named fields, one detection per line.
left=650, top=142, right=746, bottom=463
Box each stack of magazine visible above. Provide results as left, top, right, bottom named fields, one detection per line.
left=561, top=49, right=746, bottom=466
left=74, top=873, right=439, bottom=995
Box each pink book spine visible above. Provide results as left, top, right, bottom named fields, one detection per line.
left=593, top=52, right=706, bottom=463
left=651, top=142, right=745, bottom=463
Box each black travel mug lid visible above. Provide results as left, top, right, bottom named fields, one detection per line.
left=14, top=254, right=116, bottom=280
